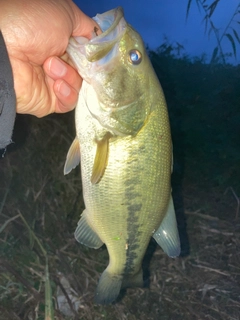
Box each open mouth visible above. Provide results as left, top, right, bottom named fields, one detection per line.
left=67, top=7, right=126, bottom=63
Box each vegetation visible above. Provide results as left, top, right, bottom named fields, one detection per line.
left=187, top=0, right=240, bottom=63
left=0, top=46, right=240, bottom=319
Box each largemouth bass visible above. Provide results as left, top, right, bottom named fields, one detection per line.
left=64, top=7, right=180, bottom=305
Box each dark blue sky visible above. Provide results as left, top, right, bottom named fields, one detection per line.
left=74, top=0, right=240, bottom=64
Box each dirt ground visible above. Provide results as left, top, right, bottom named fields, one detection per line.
left=0, top=113, right=239, bottom=320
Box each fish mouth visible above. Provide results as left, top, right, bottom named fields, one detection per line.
left=67, top=7, right=127, bottom=64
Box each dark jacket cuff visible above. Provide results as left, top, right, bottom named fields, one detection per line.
left=0, top=30, right=16, bottom=150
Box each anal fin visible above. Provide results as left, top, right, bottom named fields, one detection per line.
left=153, top=196, right=181, bottom=257
left=74, top=210, right=103, bottom=249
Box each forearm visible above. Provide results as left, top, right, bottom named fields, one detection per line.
left=0, top=30, right=16, bottom=150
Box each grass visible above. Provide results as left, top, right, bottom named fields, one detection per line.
left=0, top=54, right=240, bottom=319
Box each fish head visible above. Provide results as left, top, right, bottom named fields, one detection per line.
left=67, top=7, right=154, bottom=136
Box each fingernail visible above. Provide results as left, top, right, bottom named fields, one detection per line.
left=58, top=81, right=71, bottom=97
left=49, top=57, right=67, bottom=77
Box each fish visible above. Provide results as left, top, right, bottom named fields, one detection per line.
left=64, top=7, right=180, bottom=305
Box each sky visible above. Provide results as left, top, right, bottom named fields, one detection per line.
left=74, top=0, right=240, bottom=64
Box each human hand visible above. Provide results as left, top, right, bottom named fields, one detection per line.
left=0, top=0, right=99, bottom=117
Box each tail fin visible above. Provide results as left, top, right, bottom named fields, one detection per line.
left=94, top=270, right=122, bottom=305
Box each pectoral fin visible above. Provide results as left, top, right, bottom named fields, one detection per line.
left=153, top=196, right=181, bottom=257
left=64, top=138, right=80, bottom=175
left=91, top=132, right=112, bottom=184
left=74, top=209, right=103, bottom=249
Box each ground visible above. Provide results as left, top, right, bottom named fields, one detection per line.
left=0, top=111, right=239, bottom=320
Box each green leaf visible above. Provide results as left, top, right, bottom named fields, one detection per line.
left=186, top=0, right=193, bottom=19
left=225, top=33, right=237, bottom=58
left=232, top=28, right=240, bottom=44
left=196, top=0, right=201, bottom=11
left=210, top=46, right=218, bottom=63
left=176, top=42, right=184, bottom=50
left=208, top=0, right=220, bottom=18
left=0, top=214, right=20, bottom=233
left=202, top=15, right=209, bottom=34
left=45, top=260, right=54, bottom=320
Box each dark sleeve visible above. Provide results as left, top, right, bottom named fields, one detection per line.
left=0, top=30, right=16, bottom=150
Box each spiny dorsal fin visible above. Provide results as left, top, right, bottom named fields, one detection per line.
left=91, top=132, right=112, bottom=184
left=64, top=138, right=80, bottom=175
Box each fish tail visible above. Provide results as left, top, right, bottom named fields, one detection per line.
left=122, top=268, right=143, bottom=288
left=94, top=269, right=122, bottom=305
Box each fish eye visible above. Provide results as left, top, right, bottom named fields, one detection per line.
left=129, top=49, right=142, bottom=65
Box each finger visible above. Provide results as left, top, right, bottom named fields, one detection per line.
left=43, top=56, right=82, bottom=92
left=53, top=79, right=79, bottom=113
left=71, top=3, right=102, bottom=38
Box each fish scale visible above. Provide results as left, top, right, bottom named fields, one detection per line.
left=64, top=7, right=180, bottom=305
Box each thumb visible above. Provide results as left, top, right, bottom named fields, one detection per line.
left=71, top=3, right=102, bottom=39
